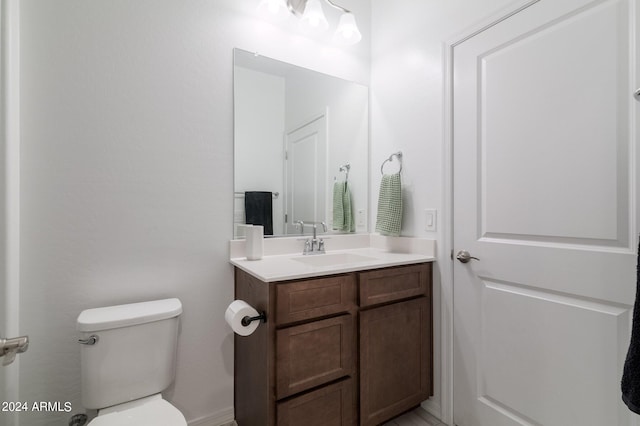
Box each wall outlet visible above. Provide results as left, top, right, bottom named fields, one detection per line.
left=357, top=209, right=366, bottom=227
left=425, top=209, right=437, bottom=231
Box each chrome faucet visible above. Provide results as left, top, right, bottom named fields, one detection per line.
left=297, top=221, right=327, bottom=255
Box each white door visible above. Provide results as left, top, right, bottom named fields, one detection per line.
left=1, top=277, right=5, bottom=412
left=0, top=0, right=6, bottom=407
left=453, top=0, right=639, bottom=425
left=1, top=5, right=24, bottom=424
left=285, top=114, right=327, bottom=234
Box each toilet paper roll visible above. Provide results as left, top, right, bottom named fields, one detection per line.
left=225, top=300, right=260, bottom=336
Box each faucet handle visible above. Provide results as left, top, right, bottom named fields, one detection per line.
left=318, top=239, right=325, bottom=253
left=303, top=239, right=312, bottom=254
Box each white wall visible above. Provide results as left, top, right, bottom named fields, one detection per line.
left=370, top=0, right=520, bottom=421
left=17, top=1, right=370, bottom=425
left=234, top=67, right=285, bottom=236
left=286, top=71, right=369, bottom=232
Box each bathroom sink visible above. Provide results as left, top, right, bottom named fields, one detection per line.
left=292, top=253, right=375, bottom=267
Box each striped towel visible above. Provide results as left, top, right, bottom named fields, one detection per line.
left=332, top=181, right=355, bottom=232
left=375, top=173, right=402, bottom=236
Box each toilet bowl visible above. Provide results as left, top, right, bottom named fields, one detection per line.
left=88, top=394, right=186, bottom=426
left=77, top=299, right=187, bottom=426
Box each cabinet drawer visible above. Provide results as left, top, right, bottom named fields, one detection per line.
left=277, top=378, right=356, bottom=426
left=276, top=315, right=355, bottom=399
left=276, top=274, right=356, bottom=325
left=359, top=263, right=431, bottom=307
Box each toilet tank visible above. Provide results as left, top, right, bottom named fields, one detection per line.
left=77, top=298, right=182, bottom=409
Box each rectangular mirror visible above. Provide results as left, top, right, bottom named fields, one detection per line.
left=233, top=48, right=369, bottom=238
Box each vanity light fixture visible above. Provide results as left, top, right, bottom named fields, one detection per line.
left=258, top=0, right=362, bottom=45
left=334, top=11, right=361, bottom=44
left=299, top=0, right=329, bottom=33
left=257, top=0, right=290, bottom=21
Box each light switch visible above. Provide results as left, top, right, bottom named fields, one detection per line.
left=357, top=209, right=366, bottom=227
left=425, top=209, right=437, bottom=231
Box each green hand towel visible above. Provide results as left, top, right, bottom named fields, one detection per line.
left=333, top=181, right=345, bottom=230
left=333, top=181, right=355, bottom=232
left=343, top=182, right=354, bottom=232
left=375, top=173, right=402, bottom=236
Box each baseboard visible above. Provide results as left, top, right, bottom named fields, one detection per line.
left=421, top=399, right=443, bottom=424
left=188, top=406, right=235, bottom=426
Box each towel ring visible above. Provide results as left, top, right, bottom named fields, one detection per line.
left=339, top=163, right=350, bottom=181
left=380, top=151, right=403, bottom=175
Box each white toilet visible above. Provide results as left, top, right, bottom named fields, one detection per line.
left=77, top=298, right=187, bottom=426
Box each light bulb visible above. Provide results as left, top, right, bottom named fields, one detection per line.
left=300, top=0, right=328, bottom=33
left=257, top=0, right=289, bottom=21
left=334, top=12, right=361, bottom=45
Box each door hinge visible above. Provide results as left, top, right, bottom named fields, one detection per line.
left=285, top=150, right=288, bottom=160
left=285, top=213, right=288, bottom=223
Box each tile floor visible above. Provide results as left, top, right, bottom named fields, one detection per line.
left=382, top=407, right=445, bottom=426
left=227, top=407, right=444, bottom=425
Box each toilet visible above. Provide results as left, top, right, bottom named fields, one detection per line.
left=77, top=298, right=187, bottom=426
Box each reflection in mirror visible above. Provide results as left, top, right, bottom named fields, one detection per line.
left=233, top=49, right=369, bottom=238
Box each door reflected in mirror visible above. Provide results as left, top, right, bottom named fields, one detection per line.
left=233, top=49, right=369, bottom=238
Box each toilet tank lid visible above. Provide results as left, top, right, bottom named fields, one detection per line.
left=77, top=298, right=182, bottom=332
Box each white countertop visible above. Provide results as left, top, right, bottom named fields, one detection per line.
left=230, top=246, right=435, bottom=282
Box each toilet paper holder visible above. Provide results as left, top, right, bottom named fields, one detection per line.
left=241, top=311, right=267, bottom=327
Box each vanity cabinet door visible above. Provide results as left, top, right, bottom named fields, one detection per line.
left=276, top=274, right=356, bottom=326
left=277, top=378, right=356, bottom=426
left=359, top=263, right=431, bottom=307
left=276, top=314, right=355, bottom=399
left=359, top=297, right=432, bottom=426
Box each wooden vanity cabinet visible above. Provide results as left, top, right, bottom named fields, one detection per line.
left=358, top=264, right=433, bottom=426
left=234, top=262, right=432, bottom=426
left=234, top=269, right=358, bottom=426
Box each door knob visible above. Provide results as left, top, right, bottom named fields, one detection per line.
left=1, top=335, right=29, bottom=366
left=635, top=88, right=640, bottom=101
left=456, top=250, right=479, bottom=263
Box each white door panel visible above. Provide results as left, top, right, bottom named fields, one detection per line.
left=479, top=279, right=628, bottom=425
left=285, top=114, right=327, bottom=234
left=479, top=0, right=627, bottom=243
left=453, top=0, right=638, bottom=424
